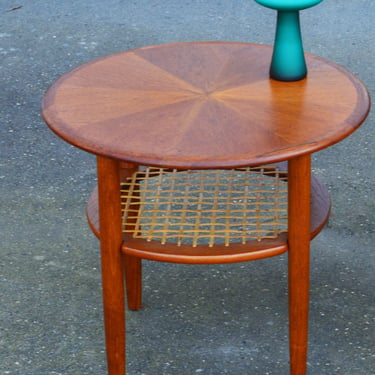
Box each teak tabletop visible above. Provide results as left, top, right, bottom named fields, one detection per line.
left=42, top=42, right=370, bottom=169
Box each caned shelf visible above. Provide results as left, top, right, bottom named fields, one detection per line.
left=86, top=164, right=330, bottom=264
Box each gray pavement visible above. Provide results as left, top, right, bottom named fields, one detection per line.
left=0, top=1, right=374, bottom=374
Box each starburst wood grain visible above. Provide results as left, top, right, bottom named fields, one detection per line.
left=42, top=42, right=370, bottom=168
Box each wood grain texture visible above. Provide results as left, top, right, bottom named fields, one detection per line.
left=42, top=42, right=370, bottom=169
left=96, top=156, right=125, bottom=374
left=288, top=155, right=311, bottom=375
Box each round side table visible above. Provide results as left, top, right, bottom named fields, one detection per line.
left=42, top=42, right=370, bottom=375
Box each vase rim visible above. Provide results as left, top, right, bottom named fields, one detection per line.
left=254, top=0, right=323, bottom=11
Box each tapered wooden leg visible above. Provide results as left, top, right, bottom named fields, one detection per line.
left=123, top=254, right=142, bottom=310
left=119, top=162, right=143, bottom=311
left=97, top=156, right=125, bottom=375
left=288, top=154, right=311, bottom=375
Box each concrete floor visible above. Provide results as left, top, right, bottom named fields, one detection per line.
left=0, top=1, right=374, bottom=374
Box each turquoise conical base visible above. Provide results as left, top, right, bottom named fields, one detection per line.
left=270, top=10, right=306, bottom=81
left=254, top=0, right=323, bottom=81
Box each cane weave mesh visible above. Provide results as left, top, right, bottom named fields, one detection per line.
left=121, top=166, right=288, bottom=247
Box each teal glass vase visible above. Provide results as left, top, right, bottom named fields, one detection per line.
left=254, top=0, right=324, bottom=81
